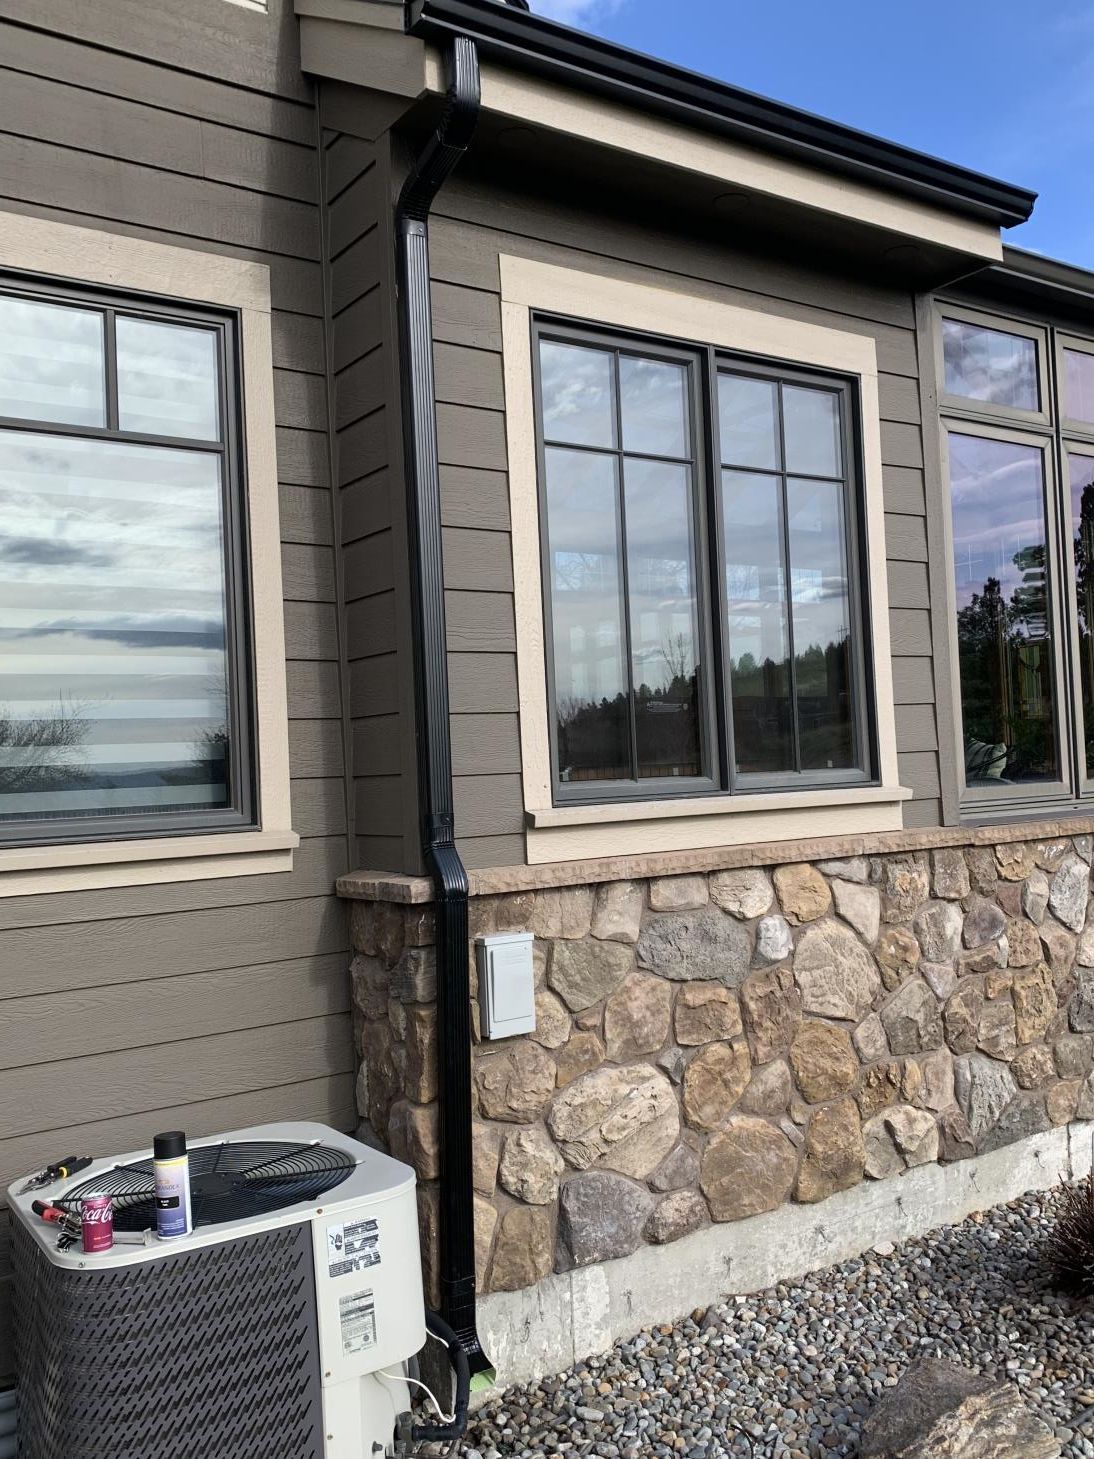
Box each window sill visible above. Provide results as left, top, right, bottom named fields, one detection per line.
left=0, top=828, right=299, bottom=898
left=524, top=785, right=911, bottom=864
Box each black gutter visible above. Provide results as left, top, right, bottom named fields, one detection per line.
left=395, top=34, right=492, bottom=1378
left=407, top=0, right=1036, bottom=230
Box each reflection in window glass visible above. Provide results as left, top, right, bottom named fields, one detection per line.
left=540, top=336, right=704, bottom=787
left=117, top=317, right=220, bottom=440
left=948, top=431, right=1057, bottom=785
left=722, top=471, right=792, bottom=773
left=539, top=341, right=615, bottom=449
left=544, top=447, right=629, bottom=783
left=0, top=431, right=231, bottom=821
left=0, top=296, right=105, bottom=428
left=1065, top=349, right=1094, bottom=425
left=718, top=374, right=778, bottom=469
left=619, top=356, right=688, bottom=458
left=787, top=478, right=854, bottom=770
left=624, top=459, right=702, bottom=779
left=1069, top=452, right=1094, bottom=778
left=783, top=386, right=841, bottom=478
left=943, top=318, right=1039, bottom=411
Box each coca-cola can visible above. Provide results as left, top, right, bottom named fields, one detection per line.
left=81, top=1194, right=114, bottom=1253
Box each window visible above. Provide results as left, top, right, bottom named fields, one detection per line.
left=534, top=321, right=872, bottom=803
left=938, top=303, right=1094, bottom=811
left=0, top=279, right=254, bottom=845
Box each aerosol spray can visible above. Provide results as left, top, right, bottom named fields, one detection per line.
left=80, top=1194, right=114, bottom=1253
left=153, top=1131, right=192, bottom=1239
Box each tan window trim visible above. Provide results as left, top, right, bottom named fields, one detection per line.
left=0, top=212, right=296, bottom=897
left=499, top=254, right=909, bottom=865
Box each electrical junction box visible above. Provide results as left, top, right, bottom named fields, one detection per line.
left=476, top=931, right=536, bottom=1039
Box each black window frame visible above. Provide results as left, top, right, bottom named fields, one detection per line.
left=0, top=271, right=257, bottom=849
left=532, top=314, right=878, bottom=807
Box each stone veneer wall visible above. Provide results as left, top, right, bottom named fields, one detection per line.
left=347, top=837, right=1094, bottom=1308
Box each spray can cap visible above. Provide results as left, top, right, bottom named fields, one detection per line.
left=153, top=1131, right=187, bottom=1160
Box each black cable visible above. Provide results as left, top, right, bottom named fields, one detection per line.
left=408, top=1310, right=471, bottom=1445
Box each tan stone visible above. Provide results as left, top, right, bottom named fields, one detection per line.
left=793, top=919, right=882, bottom=1020
left=682, top=1040, right=752, bottom=1130
left=674, top=983, right=743, bottom=1046
left=472, top=1123, right=502, bottom=1195
left=404, top=1006, right=438, bottom=1104
left=591, top=880, right=644, bottom=944
left=1012, top=1044, right=1056, bottom=1090
left=880, top=978, right=943, bottom=1055
left=878, top=854, right=930, bottom=922
left=548, top=938, right=634, bottom=1012
left=646, top=1189, right=707, bottom=1245
left=957, top=942, right=1007, bottom=977
left=984, top=970, right=1013, bottom=1000
left=1013, top=964, right=1057, bottom=1045
left=534, top=887, right=594, bottom=941
left=796, top=1098, right=864, bottom=1203
left=700, top=1116, right=799, bottom=1221
left=917, top=1049, right=955, bottom=1112
left=555, top=1030, right=605, bottom=1087
left=489, top=1205, right=553, bottom=1293
left=789, top=1022, right=859, bottom=1104
left=977, top=999, right=1017, bottom=1061
left=944, top=979, right=984, bottom=1054
left=854, top=1013, right=890, bottom=1063
left=876, top=926, right=921, bottom=991
left=857, top=1059, right=922, bottom=1121
left=499, top=1125, right=565, bottom=1205
left=364, top=1022, right=405, bottom=1138
left=548, top=1063, right=679, bottom=1176
left=709, top=867, right=773, bottom=919
left=649, top=874, right=708, bottom=911
left=474, top=1195, right=498, bottom=1294
left=931, top=848, right=971, bottom=900
left=1006, top=918, right=1043, bottom=968
left=604, top=972, right=673, bottom=1061
left=996, top=842, right=1036, bottom=881
left=1047, top=1079, right=1081, bottom=1126
left=740, top=965, right=803, bottom=1062
left=403, top=1101, right=440, bottom=1181
left=1040, top=919, right=1077, bottom=977
left=864, top=1104, right=938, bottom=1179
left=494, top=891, right=536, bottom=933
left=831, top=878, right=880, bottom=944
left=532, top=989, right=571, bottom=1050
left=739, top=1058, right=793, bottom=1117
left=475, top=1043, right=556, bottom=1123
left=774, top=863, right=832, bottom=924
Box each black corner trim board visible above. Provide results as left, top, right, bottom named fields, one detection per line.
left=407, top=0, right=1036, bottom=229
left=395, top=36, right=492, bottom=1377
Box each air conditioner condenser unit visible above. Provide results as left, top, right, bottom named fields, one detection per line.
left=8, top=1121, right=454, bottom=1459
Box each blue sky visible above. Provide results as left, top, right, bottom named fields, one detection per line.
left=530, top=0, right=1094, bottom=270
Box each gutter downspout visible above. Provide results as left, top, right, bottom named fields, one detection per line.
left=394, top=35, right=491, bottom=1378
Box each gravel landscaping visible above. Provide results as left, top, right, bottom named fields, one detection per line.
left=462, top=1186, right=1094, bottom=1459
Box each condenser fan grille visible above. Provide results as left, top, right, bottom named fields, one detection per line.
left=58, top=1140, right=356, bottom=1231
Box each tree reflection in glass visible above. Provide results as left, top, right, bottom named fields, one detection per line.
left=948, top=431, right=1058, bottom=785
left=1069, top=453, right=1094, bottom=777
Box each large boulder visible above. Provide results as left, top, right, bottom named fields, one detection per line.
left=860, top=1358, right=1060, bottom=1458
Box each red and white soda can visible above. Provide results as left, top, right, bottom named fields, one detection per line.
left=81, top=1194, right=114, bottom=1253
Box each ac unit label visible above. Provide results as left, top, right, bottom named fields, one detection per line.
left=326, top=1216, right=380, bottom=1277
left=338, top=1289, right=377, bottom=1356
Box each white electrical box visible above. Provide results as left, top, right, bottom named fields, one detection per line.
left=476, top=931, right=536, bottom=1039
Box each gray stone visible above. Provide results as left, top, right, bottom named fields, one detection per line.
left=1049, top=856, right=1089, bottom=933
left=793, top=918, right=882, bottom=1020
left=1078, top=1071, right=1094, bottom=1119
left=1072, top=966, right=1094, bottom=1032
left=914, top=900, right=964, bottom=963
left=499, top=1126, right=565, bottom=1205
left=709, top=867, right=773, bottom=919
left=917, top=1048, right=956, bottom=1111
left=816, top=856, right=869, bottom=882
left=649, top=1143, right=700, bottom=1192
left=1054, top=1031, right=1093, bottom=1078
left=881, top=978, right=944, bottom=1055
left=548, top=1063, right=679, bottom=1177
left=921, top=961, right=958, bottom=1001
left=854, top=1012, right=890, bottom=1063
left=646, top=1189, right=707, bottom=1245
left=590, top=880, right=645, bottom=944
left=864, top=1104, right=939, bottom=1179
left=931, top=848, right=971, bottom=900
left=548, top=938, right=634, bottom=1012
left=1076, top=834, right=1093, bottom=863
left=637, top=906, right=752, bottom=986
left=832, top=877, right=881, bottom=944
left=878, top=855, right=931, bottom=922
left=954, top=1054, right=1019, bottom=1141
left=558, top=1172, right=653, bottom=1267
left=1022, top=869, right=1051, bottom=926
left=963, top=897, right=1006, bottom=949
left=754, top=913, right=793, bottom=964
left=648, top=874, right=708, bottom=912
left=944, top=979, right=985, bottom=1054
left=977, top=999, right=1017, bottom=1061
left=860, top=1358, right=1060, bottom=1459
left=980, top=1091, right=1051, bottom=1153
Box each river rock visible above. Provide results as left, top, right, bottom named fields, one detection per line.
left=794, top=919, right=882, bottom=1020
left=558, top=1172, right=652, bottom=1267
left=860, top=1357, right=1060, bottom=1459
left=700, top=1116, right=799, bottom=1221
left=637, top=906, right=752, bottom=985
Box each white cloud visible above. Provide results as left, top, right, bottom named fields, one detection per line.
left=531, top=0, right=627, bottom=26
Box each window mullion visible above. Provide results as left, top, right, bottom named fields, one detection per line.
left=103, top=307, right=119, bottom=432
left=774, top=383, right=802, bottom=774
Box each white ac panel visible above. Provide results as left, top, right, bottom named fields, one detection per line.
left=8, top=1122, right=427, bottom=1459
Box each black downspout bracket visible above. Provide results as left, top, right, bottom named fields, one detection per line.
left=395, top=35, right=492, bottom=1379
